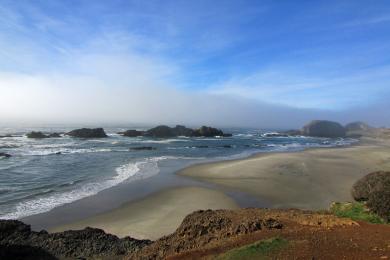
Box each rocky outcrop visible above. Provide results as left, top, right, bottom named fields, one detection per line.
left=66, top=128, right=107, bottom=138
left=301, top=120, right=346, bottom=138
left=192, top=126, right=224, bottom=137
left=0, top=220, right=151, bottom=259
left=120, top=130, right=144, bottom=137
left=345, top=121, right=372, bottom=132
left=0, top=153, right=11, bottom=158
left=26, top=131, right=49, bottom=139
left=123, top=125, right=230, bottom=138
left=26, top=132, right=62, bottom=138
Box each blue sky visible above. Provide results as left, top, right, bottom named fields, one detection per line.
left=0, top=0, right=390, bottom=126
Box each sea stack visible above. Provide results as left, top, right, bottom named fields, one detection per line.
left=301, top=120, right=346, bottom=138
left=66, top=128, right=108, bottom=138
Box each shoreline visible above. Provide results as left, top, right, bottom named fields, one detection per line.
left=178, top=137, right=390, bottom=210
left=23, top=137, right=390, bottom=240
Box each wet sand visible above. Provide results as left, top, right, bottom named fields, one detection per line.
left=179, top=138, right=390, bottom=210
left=50, top=186, right=238, bottom=240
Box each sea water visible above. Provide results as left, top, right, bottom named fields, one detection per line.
left=0, top=126, right=356, bottom=219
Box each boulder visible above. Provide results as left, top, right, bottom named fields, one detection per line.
left=345, top=121, right=372, bottom=132
left=120, top=130, right=144, bottom=137
left=26, top=131, right=49, bottom=138
left=0, top=153, right=11, bottom=158
left=301, top=120, right=346, bottom=138
left=66, top=128, right=107, bottom=138
left=351, top=171, right=390, bottom=222
left=192, top=126, right=224, bottom=137
left=172, top=125, right=194, bottom=136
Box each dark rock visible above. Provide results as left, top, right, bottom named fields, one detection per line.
left=47, top=133, right=61, bottom=138
left=222, top=145, right=233, bottom=148
left=301, top=120, right=346, bottom=138
left=0, top=135, right=13, bottom=138
left=26, top=131, right=49, bottom=139
left=345, top=121, right=372, bottom=132
left=195, top=145, right=209, bottom=148
left=0, top=219, right=151, bottom=259
left=192, top=126, right=224, bottom=137
left=55, top=152, right=62, bottom=155
left=222, top=133, right=233, bottom=137
left=130, top=146, right=157, bottom=151
left=173, top=125, right=194, bottom=136
left=121, top=130, right=144, bottom=137
left=0, top=153, right=11, bottom=158
left=145, top=125, right=177, bottom=138
left=66, top=128, right=107, bottom=138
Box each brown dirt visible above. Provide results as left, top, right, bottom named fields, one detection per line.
left=126, top=208, right=390, bottom=259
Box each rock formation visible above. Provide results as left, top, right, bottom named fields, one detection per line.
left=345, top=121, right=372, bottom=132
left=301, top=120, right=346, bottom=138
left=0, top=220, right=151, bottom=259
left=66, top=128, right=107, bottom=138
left=120, top=130, right=144, bottom=137
left=192, top=126, right=224, bottom=137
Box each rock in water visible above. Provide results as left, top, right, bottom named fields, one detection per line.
left=0, top=153, right=11, bottom=158
left=192, top=126, right=224, bottom=137
left=121, top=130, right=144, bottom=137
left=47, top=133, right=61, bottom=138
left=130, top=146, right=156, bottom=151
left=145, top=125, right=177, bottom=138
left=66, top=128, right=107, bottom=138
left=301, top=120, right=346, bottom=138
left=26, top=131, right=49, bottom=138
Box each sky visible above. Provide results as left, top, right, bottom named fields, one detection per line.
left=0, top=0, right=389, bottom=128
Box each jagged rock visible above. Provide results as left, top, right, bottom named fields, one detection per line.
left=0, top=220, right=151, bottom=259
left=121, top=130, right=144, bottom=137
left=66, top=128, right=107, bottom=138
left=173, top=125, right=194, bottom=136
left=301, top=120, right=346, bottom=138
left=283, top=129, right=302, bottom=136
left=130, top=146, right=156, bottom=151
left=0, top=153, right=11, bottom=158
left=26, top=131, right=49, bottom=138
left=192, top=126, right=224, bottom=137
left=345, top=121, right=372, bottom=132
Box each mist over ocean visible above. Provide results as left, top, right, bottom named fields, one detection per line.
left=0, top=126, right=356, bottom=219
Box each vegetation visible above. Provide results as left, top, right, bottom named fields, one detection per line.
left=217, top=237, right=288, bottom=260
left=330, top=202, right=386, bottom=224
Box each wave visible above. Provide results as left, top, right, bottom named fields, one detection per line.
left=0, top=155, right=202, bottom=219
left=20, top=148, right=112, bottom=156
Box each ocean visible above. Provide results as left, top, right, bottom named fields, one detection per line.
left=0, top=126, right=356, bottom=220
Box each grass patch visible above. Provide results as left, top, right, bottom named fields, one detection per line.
left=330, top=202, right=385, bottom=224
left=217, top=237, right=288, bottom=260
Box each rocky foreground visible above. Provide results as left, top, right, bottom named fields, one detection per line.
left=1, top=207, right=389, bottom=259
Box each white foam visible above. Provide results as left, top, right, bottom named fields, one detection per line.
left=0, top=155, right=202, bottom=219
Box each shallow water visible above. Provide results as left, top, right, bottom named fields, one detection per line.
left=0, top=126, right=356, bottom=219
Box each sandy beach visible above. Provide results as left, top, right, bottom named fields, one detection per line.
left=50, top=186, right=238, bottom=240
left=49, top=137, right=390, bottom=240
left=179, top=137, right=390, bottom=210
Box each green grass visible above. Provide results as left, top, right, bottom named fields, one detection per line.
left=216, top=237, right=288, bottom=260
left=330, top=202, right=385, bottom=224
